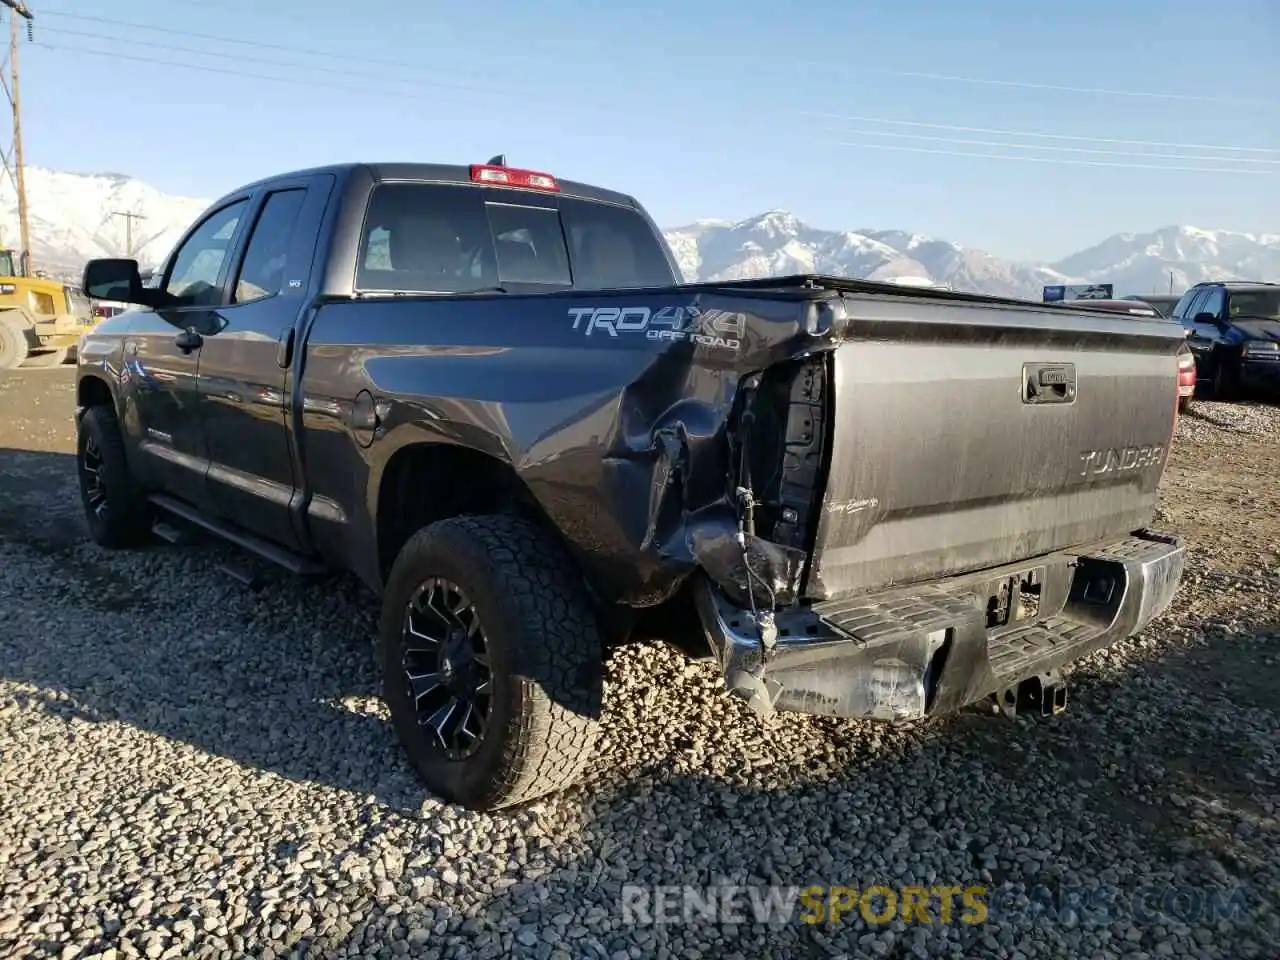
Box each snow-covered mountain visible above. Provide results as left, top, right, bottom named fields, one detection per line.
left=0, top=166, right=209, bottom=278
left=666, top=210, right=1280, bottom=299
left=3, top=168, right=1275, bottom=298
left=1049, top=225, right=1280, bottom=295
left=664, top=210, right=1073, bottom=297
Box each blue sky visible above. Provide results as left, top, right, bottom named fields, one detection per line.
left=21, top=0, right=1280, bottom=261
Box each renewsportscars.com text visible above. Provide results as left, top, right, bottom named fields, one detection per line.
left=620, top=883, right=1250, bottom=928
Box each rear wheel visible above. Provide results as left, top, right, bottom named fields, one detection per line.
left=0, top=315, right=28, bottom=370
left=378, top=513, right=605, bottom=811
left=77, top=405, right=151, bottom=547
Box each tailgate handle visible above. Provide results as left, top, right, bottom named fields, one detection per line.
left=1022, top=362, right=1076, bottom=405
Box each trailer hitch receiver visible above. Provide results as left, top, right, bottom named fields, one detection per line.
left=997, top=669, right=1068, bottom=719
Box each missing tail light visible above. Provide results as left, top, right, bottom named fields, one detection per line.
left=734, top=355, right=829, bottom=556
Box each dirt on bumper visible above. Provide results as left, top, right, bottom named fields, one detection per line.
left=696, top=529, right=1185, bottom=722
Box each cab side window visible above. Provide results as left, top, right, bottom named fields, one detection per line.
left=1197, top=288, right=1225, bottom=322
left=1171, top=289, right=1200, bottom=321
left=233, top=189, right=308, bottom=304
left=1176, top=290, right=1205, bottom=325
left=164, top=200, right=248, bottom=307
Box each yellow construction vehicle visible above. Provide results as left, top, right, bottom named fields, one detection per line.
left=0, top=248, right=94, bottom=369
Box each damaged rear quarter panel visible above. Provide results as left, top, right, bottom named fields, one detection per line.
left=298, top=290, right=837, bottom=605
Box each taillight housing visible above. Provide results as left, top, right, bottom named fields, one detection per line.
left=469, top=164, right=560, bottom=192
left=1164, top=349, right=1185, bottom=474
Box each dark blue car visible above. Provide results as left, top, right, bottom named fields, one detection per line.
left=1170, top=281, right=1280, bottom=400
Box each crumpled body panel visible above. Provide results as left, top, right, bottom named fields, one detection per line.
left=298, top=287, right=835, bottom=606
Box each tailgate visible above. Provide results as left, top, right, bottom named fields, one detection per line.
left=803, top=296, right=1184, bottom=602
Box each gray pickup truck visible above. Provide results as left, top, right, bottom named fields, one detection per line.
left=75, top=159, right=1188, bottom=810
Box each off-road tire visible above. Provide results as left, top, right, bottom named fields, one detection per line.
left=0, top=314, right=29, bottom=370
left=76, top=405, right=151, bottom=548
left=379, top=513, right=605, bottom=811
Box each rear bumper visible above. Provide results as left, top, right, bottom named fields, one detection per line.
left=695, top=529, right=1184, bottom=722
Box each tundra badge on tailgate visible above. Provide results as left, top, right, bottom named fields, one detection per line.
left=1079, top=445, right=1165, bottom=478
left=568, top=305, right=744, bottom=351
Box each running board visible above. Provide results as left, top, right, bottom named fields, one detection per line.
left=148, top=494, right=328, bottom=577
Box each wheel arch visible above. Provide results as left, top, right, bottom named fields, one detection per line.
left=371, top=437, right=569, bottom=588
left=77, top=372, right=115, bottom=412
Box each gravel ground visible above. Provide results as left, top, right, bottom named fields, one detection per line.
left=0, top=369, right=1277, bottom=960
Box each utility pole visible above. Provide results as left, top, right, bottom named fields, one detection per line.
left=110, top=210, right=147, bottom=256
left=1, top=1, right=32, bottom=275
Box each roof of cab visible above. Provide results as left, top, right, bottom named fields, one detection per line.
left=1191, top=280, right=1280, bottom=292
left=225, top=161, right=640, bottom=209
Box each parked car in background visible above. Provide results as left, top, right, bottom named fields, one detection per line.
left=1121, top=293, right=1181, bottom=318
left=1048, top=298, right=1160, bottom=317
left=90, top=301, right=133, bottom=321
left=1170, top=281, right=1280, bottom=401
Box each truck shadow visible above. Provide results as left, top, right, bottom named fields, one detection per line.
left=0, top=446, right=429, bottom=811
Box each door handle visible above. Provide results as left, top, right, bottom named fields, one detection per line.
left=174, top=328, right=203, bottom=353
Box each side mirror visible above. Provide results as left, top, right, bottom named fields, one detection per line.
left=1192, top=312, right=1217, bottom=325
left=81, top=258, right=159, bottom=307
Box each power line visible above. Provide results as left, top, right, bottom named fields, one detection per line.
left=32, top=41, right=486, bottom=106
left=34, top=41, right=534, bottom=115
left=110, top=210, right=146, bottom=256
left=41, top=6, right=1271, bottom=111
left=806, top=112, right=1280, bottom=156
left=38, top=10, right=511, bottom=96
left=38, top=25, right=515, bottom=100
left=823, top=140, right=1277, bottom=175
left=820, top=127, right=1280, bottom=166
left=37, top=18, right=1279, bottom=164
left=865, top=68, right=1273, bottom=107
left=39, top=38, right=1280, bottom=179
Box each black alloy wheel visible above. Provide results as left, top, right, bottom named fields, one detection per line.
left=400, top=577, right=493, bottom=761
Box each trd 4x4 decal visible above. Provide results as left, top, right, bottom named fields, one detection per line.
left=568, top=305, right=744, bottom=351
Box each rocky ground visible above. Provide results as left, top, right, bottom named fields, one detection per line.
left=0, top=368, right=1276, bottom=960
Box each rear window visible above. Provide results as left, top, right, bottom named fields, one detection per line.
left=356, top=183, right=676, bottom=294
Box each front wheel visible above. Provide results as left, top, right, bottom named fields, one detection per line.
left=378, top=513, right=605, bottom=811
left=76, top=405, right=152, bottom=547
